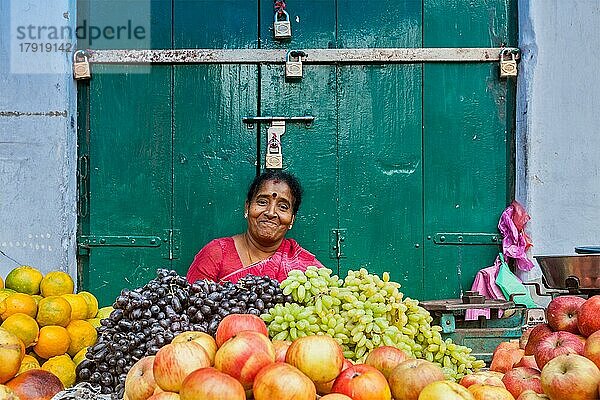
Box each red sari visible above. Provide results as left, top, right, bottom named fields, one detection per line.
left=186, top=237, right=323, bottom=284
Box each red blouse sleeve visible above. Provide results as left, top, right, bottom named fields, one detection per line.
left=186, top=239, right=224, bottom=283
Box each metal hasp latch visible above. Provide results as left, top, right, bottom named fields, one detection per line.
left=242, top=116, right=314, bottom=169
left=330, top=228, right=347, bottom=259
left=78, top=229, right=180, bottom=260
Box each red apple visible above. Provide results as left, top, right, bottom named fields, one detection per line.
left=524, top=325, right=553, bottom=356
left=468, top=384, right=515, bottom=400
left=583, top=329, right=600, bottom=369
left=253, top=362, right=316, bottom=400
left=331, top=364, right=391, bottom=400
left=315, top=359, right=353, bottom=395
left=516, top=390, right=549, bottom=399
left=364, top=346, right=410, bottom=379
left=490, top=348, right=525, bottom=373
left=152, top=341, right=211, bottom=392
left=320, top=394, right=353, bottom=400
left=125, top=356, right=157, bottom=400
left=179, top=367, right=245, bottom=400
left=460, top=371, right=506, bottom=389
left=272, top=340, right=291, bottom=362
left=494, top=341, right=520, bottom=355
left=418, top=381, right=475, bottom=399
left=171, top=331, right=217, bottom=365
left=286, top=335, right=344, bottom=384
left=533, top=331, right=585, bottom=369
left=387, top=358, right=445, bottom=400
left=214, top=330, right=275, bottom=389
left=577, top=295, right=600, bottom=337
left=501, top=367, right=542, bottom=398
left=515, top=355, right=539, bottom=370
left=541, top=354, right=600, bottom=400
left=546, top=295, right=586, bottom=334
left=215, top=314, right=268, bottom=347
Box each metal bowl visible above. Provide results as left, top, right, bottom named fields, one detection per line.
left=535, top=255, right=600, bottom=290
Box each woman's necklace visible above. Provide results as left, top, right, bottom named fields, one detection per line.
left=244, top=233, right=257, bottom=265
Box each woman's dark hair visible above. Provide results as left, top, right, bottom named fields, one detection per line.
left=246, top=170, right=303, bottom=215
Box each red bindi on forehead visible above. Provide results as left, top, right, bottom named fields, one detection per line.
left=272, top=193, right=277, bottom=198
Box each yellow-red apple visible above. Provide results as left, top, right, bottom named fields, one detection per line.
left=387, top=358, right=444, bottom=400
left=541, top=354, right=600, bottom=400
left=365, top=346, right=410, bottom=379
left=214, top=330, right=275, bottom=389
left=331, top=364, right=391, bottom=400
left=501, top=367, right=542, bottom=398
left=286, top=335, right=344, bottom=384
left=152, top=341, right=211, bottom=392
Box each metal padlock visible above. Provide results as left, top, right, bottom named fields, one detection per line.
left=73, top=50, right=91, bottom=80
left=285, top=51, right=305, bottom=79
left=500, top=50, right=518, bottom=78
left=274, top=10, right=292, bottom=39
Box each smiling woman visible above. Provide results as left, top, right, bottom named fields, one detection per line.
left=186, top=171, right=324, bottom=284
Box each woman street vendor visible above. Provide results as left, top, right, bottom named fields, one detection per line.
left=186, top=170, right=324, bottom=283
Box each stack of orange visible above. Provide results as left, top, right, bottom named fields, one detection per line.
left=0, top=266, right=101, bottom=388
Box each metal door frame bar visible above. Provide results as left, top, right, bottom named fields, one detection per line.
left=86, top=47, right=519, bottom=64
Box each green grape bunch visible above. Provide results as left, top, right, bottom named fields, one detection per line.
left=261, top=266, right=485, bottom=381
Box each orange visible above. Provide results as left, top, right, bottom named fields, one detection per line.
left=0, top=275, right=3, bottom=289
left=0, top=289, right=16, bottom=304
left=4, top=266, right=44, bottom=295
left=31, top=295, right=43, bottom=305
left=61, top=294, right=88, bottom=321
left=0, top=293, right=38, bottom=320
left=39, top=271, right=74, bottom=297
left=41, top=354, right=76, bottom=388
left=17, top=354, right=40, bottom=375
left=1, top=313, right=39, bottom=348
left=33, top=326, right=71, bottom=359
left=0, top=327, right=25, bottom=384
left=78, top=291, right=99, bottom=319
left=65, top=320, right=97, bottom=357
left=36, top=296, right=71, bottom=327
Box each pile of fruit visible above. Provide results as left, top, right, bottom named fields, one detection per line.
left=78, top=269, right=292, bottom=396
left=0, top=265, right=105, bottom=399
left=120, top=312, right=482, bottom=400
left=264, top=266, right=484, bottom=378
left=465, top=294, right=600, bottom=400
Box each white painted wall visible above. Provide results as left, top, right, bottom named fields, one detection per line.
left=517, top=0, right=600, bottom=269
left=0, top=0, right=78, bottom=278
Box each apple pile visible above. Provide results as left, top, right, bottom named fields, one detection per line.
left=458, top=294, right=600, bottom=400
left=125, top=312, right=490, bottom=400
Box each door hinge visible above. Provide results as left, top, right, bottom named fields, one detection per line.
left=77, top=229, right=180, bottom=260
left=329, top=228, right=347, bottom=259
left=432, top=233, right=501, bottom=245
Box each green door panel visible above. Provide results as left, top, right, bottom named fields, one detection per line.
left=259, top=64, right=338, bottom=271
left=337, top=0, right=422, bottom=48
left=81, top=65, right=173, bottom=306
left=337, top=64, right=424, bottom=298
left=174, top=0, right=258, bottom=49
left=424, top=0, right=517, bottom=47
left=173, top=65, right=258, bottom=276
left=423, top=63, right=510, bottom=298
left=77, top=0, right=518, bottom=303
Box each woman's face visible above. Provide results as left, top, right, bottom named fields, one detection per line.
left=246, top=179, right=295, bottom=245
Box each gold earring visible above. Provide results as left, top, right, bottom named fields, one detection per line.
left=289, top=224, right=293, bottom=229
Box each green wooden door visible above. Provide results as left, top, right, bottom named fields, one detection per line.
left=78, top=0, right=516, bottom=305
